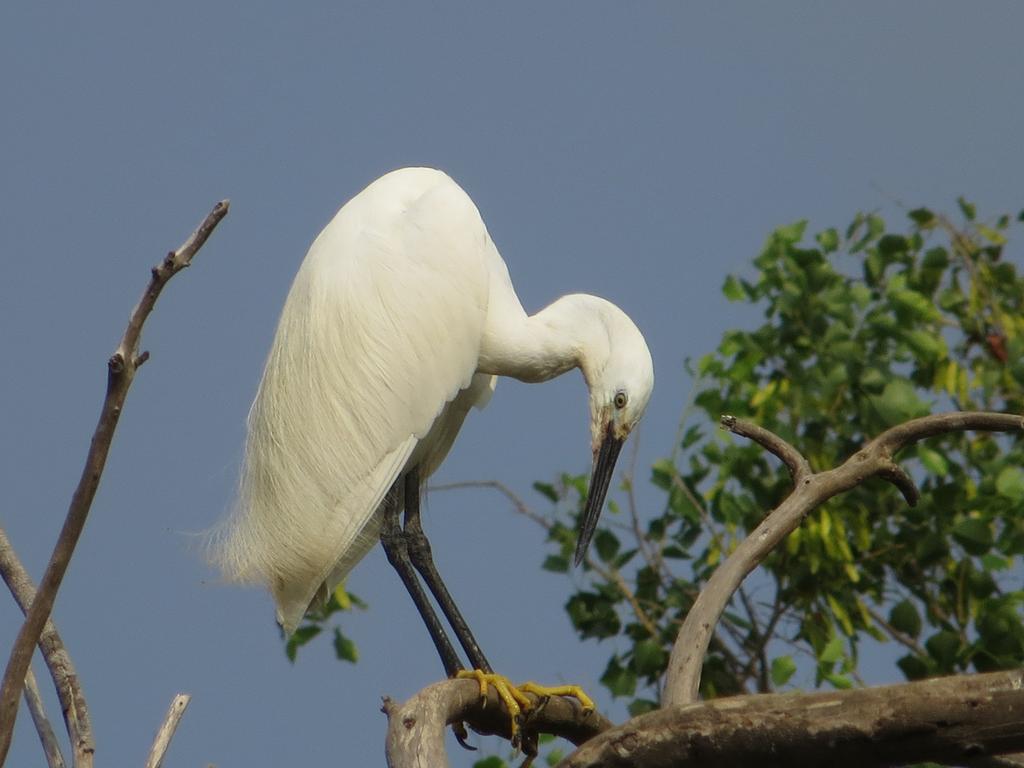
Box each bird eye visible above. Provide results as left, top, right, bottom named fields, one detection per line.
left=614, top=391, right=628, bottom=409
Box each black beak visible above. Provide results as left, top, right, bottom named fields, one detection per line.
left=574, top=426, right=625, bottom=566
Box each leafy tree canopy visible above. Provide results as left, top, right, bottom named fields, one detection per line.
left=537, top=200, right=1024, bottom=718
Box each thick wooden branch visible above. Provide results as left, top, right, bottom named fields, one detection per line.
left=560, top=669, right=1024, bottom=767
left=662, top=411, right=1024, bottom=708
left=0, top=200, right=229, bottom=763
left=0, top=525, right=92, bottom=767
left=383, top=678, right=612, bottom=768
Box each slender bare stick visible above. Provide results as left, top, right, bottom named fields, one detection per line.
left=0, top=525, right=93, bottom=767
left=0, top=200, right=229, bottom=763
left=23, top=666, right=67, bottom=768
left=662, top=411, right=1024, bottom=708
left=144, top=694, right=191, bottom=768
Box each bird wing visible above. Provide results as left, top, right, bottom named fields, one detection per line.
left=217, top=168, right=495, bottom=631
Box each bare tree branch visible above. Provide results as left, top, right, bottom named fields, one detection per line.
left=0, top=200, right=229, bottom=763
left=23, top=666, right=66, bottom=768
left=720, top=415, right=811, bottom=483
left=0, top=524, right=93, bottom=767
left=384, top=678, right=611, bottom=768
left=662, top=411, right=1024, bottom=708
left=561, top=668, right=1024, bottom=768
left=144, top=694, right=191, bottom=768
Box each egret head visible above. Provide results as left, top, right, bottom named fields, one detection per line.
left=576, top=300, right=654, bottom=566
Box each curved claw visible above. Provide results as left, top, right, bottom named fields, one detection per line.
left=452, top=721, right=476, bottom=751
left=457, top=669, right=530, bottom=742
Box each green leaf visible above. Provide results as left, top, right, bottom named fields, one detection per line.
left=918, top=446, right=949, bottom=476
left=542, top=554, right=569, bottom=573
left=332, top=628, right=358, bottom=663
left=996, top=467, right=1024, bottom=502
left=633, top=639, right=667, bottom=676
left=953, top=516, right=993, bottom=555
left=908, top=208, right=936, bottom=226
left=957, top=196, right=977, bottom=221
left=870, top=379, right=929, bottom=423
left=533, top=481, right=559, bottom=503
left=816, top=227, right=839, bottom=252
left=770, top=655, right=797, bottom=686
left=775, top=220, right=808, bottom=244
left=818, top=635, right=844, bottom=664
left=925, top=630, right=962, bottom=668
left=878, top=234, right=909, bottom=257
left=889, top=600, right=922, bottom=638
left=722, top=274, right=745, bottom=301
left=977, top=223, right=1007, bottom=245
left=600, top=658, right=637, bottom=698
left=566, top=593, right=620, bottom=639
left=473, top=757, right=507, bottom=768
left=897, top=654, right=930, bottom=680
left=545, top=748, right=565, bottom=766
left=594, top=530, right=620, bottom=563
left=824, top=672, right=853, bottom=689
left=284, top=625, right=322, bottom=663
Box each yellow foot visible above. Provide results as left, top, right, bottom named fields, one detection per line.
left=518, top=681, right=595, bottom=713
left=456, top=670, right=595, bottom=746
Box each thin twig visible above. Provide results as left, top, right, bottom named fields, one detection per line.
left=144, top=693, right=191, bottom=768
left=0, top=201, right=228, bottom=763
left=430, top=480, right=550, bottom=530
left=433, top=479, right=662, bottom=639
left=662, top=411, right=1024, bottom=708
left=23, top=666, right=66, bottom=768
left=865, top=603, right=927, bottom=657
left=0, top=524, right=93, bottom=767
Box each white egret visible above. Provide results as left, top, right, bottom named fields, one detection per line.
left=216, top=167, right=653, bottom=718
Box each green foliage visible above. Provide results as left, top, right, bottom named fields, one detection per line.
left=283, top=583, right=366, bottom=663
left=539, top=201, right=1024, bottom=708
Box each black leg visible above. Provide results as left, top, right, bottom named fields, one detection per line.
left=403, top=469, right=493, bottom=674
left=379, top=476, right=463, bottom=677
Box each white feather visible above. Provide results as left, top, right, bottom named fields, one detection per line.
left=216, top=168, right=493, bottom=631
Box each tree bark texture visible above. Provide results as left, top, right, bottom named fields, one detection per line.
left=560, top=669, right=1024, bottom=767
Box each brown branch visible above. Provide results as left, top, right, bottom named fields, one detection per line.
left=0, top=524, right=93, bottom=767
left=23, top=667, right=66, bottom=768
left=144, top=694, right=191, bottom=768
left=383, top=678, right=611, bottom=768
left=0, top=200, right=229, bottom=763
left=561, top=668, right=1024, bottom=768
left=662, top=411, right=1024, bottom=708
left=720, top=415, right=811, bottom=483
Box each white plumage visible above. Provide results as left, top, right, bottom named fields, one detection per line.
left=216, top=167, right=653, bottom=634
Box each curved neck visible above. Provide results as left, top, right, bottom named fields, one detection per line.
left=478, top=294, right=608, bottom=384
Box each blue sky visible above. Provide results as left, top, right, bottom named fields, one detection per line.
left=2, top=3, right=1022, bottom=766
